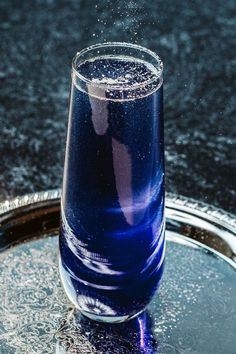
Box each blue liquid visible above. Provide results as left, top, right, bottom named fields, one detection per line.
left=59, top=57, right=165, bottom=320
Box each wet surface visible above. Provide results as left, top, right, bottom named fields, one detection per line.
left=0, top=0, right=235, bottom=211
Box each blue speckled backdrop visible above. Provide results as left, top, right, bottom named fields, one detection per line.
left=0, top=0, right=235, bottom=212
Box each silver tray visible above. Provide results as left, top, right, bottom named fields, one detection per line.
left=0, top=190, right=235, bottom=354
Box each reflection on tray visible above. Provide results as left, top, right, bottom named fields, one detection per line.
left=56, top=310, right=157, bottom=353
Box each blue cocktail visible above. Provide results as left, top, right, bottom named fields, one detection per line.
left=59, top=43, right=165, bottom=323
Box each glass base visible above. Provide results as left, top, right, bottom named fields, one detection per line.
left=58, top=257, right=145, bottom=323
left=80, top=308, right=144, bottom=324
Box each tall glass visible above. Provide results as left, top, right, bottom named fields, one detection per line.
left=59, top=42, right=165, bottom=323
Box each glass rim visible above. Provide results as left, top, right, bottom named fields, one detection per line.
left=72, top=42, right=163, bottom=91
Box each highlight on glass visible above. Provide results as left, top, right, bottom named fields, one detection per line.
left=59, top=42, right=165, bottom=323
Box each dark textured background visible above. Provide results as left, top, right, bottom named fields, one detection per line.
left=0, top=0, right=235, bottom=213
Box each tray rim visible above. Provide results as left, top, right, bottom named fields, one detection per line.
left=0, top=189, right=235, bottom=231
